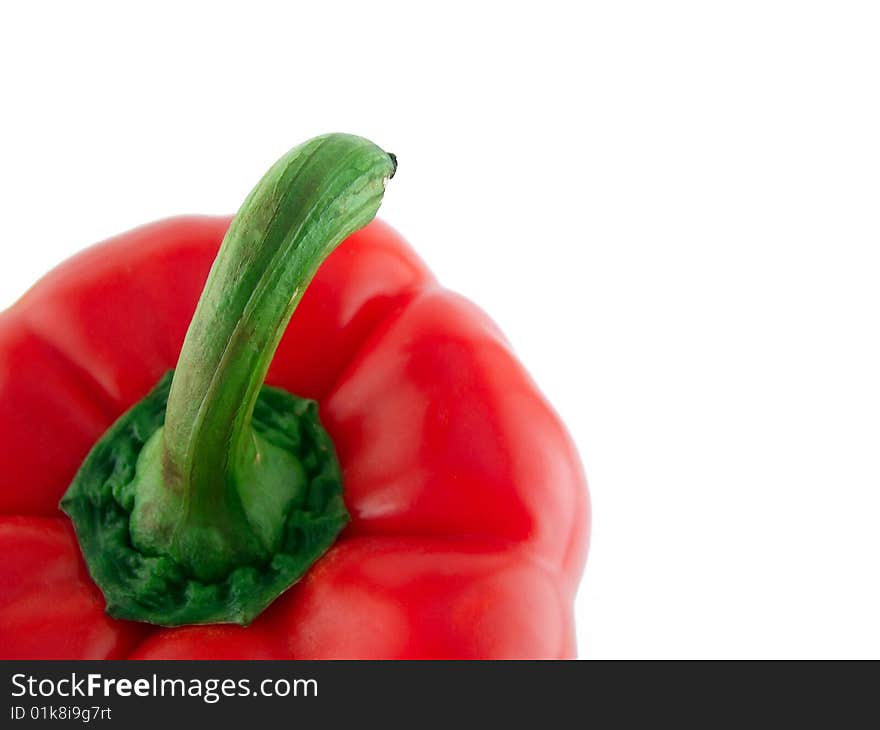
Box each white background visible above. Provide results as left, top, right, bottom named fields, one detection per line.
left=3, top=2, right=879, bottom=658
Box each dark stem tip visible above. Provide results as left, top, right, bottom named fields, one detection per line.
left=387, top=152, right=398, bottom=179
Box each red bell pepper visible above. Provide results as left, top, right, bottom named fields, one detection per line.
left=0, top=134, right=589, bottom=658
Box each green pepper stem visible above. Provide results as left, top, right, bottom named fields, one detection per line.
left=134, top=134, right=394, bottom=581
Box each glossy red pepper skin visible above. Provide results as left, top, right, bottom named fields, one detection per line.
left=0, top=217, right=589, bottom=659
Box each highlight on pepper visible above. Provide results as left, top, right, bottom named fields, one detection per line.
left=0, top=133, right=589, bottom=658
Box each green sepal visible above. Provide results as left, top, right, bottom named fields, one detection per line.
left=60, top=371, right=348, bottom=626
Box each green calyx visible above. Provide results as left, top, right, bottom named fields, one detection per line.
left=60, top=372, right=346, bottom=625
left=60, top=134, right=396, bottom=625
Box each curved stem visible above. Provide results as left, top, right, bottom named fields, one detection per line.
left=161, top=133, right=395, bottom=544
